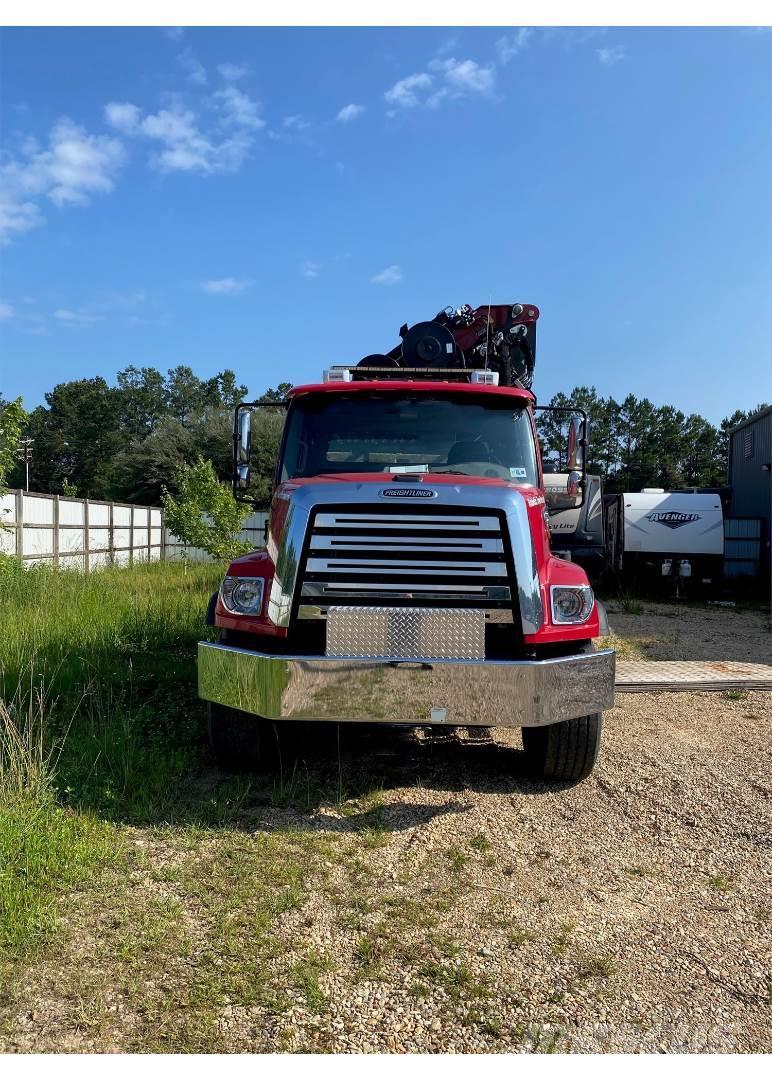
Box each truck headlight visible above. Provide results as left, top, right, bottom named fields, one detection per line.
left=550, top=585, right=594, bottom=624
left=220, top=576, right=265, bottom=616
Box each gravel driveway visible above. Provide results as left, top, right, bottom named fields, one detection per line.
left=3, top=604, right=770, bottom=1053
left=244, top=676, right=770, bottom=1053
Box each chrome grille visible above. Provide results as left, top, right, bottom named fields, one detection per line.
left=299, top=508, right=512, bottom=608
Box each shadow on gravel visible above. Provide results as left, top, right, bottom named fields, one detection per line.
left=172, top=723, right=568, bottom=832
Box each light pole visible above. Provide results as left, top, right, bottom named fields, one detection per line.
left=16, top=437, right=34, bottom=492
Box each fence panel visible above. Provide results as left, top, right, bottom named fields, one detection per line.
left=1, top=490, right=267, bottom=569
left=0, top=490, right=165, bottom=569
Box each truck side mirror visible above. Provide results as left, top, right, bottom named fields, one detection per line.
left=535, top=404, right=588, bottom=511
left=543, top=473, right=582, bottom=510
left=235, top=463, right=251, bottom=490
left=235, top=407, right=252, bottom=490
left=567, top=415, right=584, bottom=472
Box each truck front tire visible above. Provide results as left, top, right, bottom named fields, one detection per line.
left=208, top=703, right=282, bottom=772
left=521, top=713, right=602, bottom=783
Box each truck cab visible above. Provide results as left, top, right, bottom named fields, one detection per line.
left=198, top=304, right=615, bottom=782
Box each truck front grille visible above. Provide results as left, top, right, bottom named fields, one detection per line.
left=298, top=507, right=512, bottom=609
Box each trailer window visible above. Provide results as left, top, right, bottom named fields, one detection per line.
left=280, top=393, right=538, bottom=484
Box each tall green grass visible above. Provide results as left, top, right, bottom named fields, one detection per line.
left=0, top=559, right=223, bottom=818
left=0, top=558, right=224, bottom=957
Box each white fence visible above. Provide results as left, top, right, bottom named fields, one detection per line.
left=0, top=489, right=164, bottom=569
left=0, top=489, right=268, bottom=569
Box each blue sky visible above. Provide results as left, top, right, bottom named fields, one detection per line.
left=1, top=26, right=770, bottom=422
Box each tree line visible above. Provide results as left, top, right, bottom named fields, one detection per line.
left=536, top=386, right=768, bottom=491
left=1, top=370, right=768, bottom=506
left=1, top=367, right=289, bottom=506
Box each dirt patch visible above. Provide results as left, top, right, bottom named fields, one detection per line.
left=604, top=601, right=769, bottom=663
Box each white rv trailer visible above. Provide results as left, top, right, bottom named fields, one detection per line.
left=621, top=489, right=724, bottom=588
left=622, top=491, right=724, bottom=556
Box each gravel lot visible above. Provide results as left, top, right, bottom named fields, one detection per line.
left=605, top=600, right=770, bottom=663
left=3, top=603, right=771, bottom=1053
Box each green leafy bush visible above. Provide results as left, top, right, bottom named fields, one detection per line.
left=163, top=457, right=252, bottom=561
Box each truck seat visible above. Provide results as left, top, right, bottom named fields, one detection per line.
left=447, top=439, right=493, bottom=465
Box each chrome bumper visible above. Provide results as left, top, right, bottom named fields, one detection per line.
left=198, top=642, right=615, bottom=728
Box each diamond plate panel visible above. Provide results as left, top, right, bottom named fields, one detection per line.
left=615, top=660, right=772, bottom=692
left=325, top=606, right=485, bottom=660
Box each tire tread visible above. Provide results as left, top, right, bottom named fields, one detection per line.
left=523, top=713, right=602, bottom=783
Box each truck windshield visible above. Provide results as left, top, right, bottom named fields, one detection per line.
left=280, top=393, right=538, bottom=484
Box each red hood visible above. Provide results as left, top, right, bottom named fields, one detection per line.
left=288, top=380, right=535, bottom=404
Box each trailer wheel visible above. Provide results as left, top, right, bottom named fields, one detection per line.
left=521, top=713, right=602, bottom=783
left=208, top=703, right=282, bottom=772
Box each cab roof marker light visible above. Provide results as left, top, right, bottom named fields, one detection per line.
left=323, top=368, right=352, bottom=383
left=471, top=370, right=499, bottom=386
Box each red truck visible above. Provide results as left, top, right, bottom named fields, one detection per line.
left=198, top=303, right=615, bottom=782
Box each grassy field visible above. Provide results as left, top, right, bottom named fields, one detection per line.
left=2, top=564, right=769, bottom=1052
left=0, top=561, right=225, bottom=964
left=0, top=558, right=395, bottom=1049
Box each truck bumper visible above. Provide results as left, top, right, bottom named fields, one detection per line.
left=197, top=642, right=616, bottom=728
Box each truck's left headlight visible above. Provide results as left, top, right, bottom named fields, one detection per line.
left=220, top=576, right=265, bottom=616
left=550, top=584, right=594, bottom=624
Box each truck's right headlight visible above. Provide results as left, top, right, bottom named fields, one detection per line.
left=220, top=576, right=265, bottom=616
left=550, top=584, right=594, bottom=624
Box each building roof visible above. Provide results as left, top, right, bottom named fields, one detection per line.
left=728, top=403, right=772, bottom=435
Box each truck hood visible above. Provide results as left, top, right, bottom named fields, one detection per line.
left=280, top=472, right=533, bottom=492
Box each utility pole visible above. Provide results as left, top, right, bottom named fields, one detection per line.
left=16, top=437, right=33, bottom=492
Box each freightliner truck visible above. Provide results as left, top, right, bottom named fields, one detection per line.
left=198, top=303, right=616, bottom=782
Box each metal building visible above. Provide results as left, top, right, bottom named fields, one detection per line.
left=728, top=405, right=772, bottom=582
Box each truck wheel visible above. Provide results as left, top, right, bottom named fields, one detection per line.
left=521, top=714, right=602, bottom=783
left=208, top=703, right=281, bottom=772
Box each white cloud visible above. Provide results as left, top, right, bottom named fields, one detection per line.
left=496, top=28, right=533, bottom=65
left=178, top=46, right=208, bottom=86
left=19, top=120, right=125, bottom=207
left=141, top=107, right=217, bottom=172
left=371, top=265, right=402, bottom=286
left=104, top=102, right=141, bottom=135
left=107, top=98, right=260, bottom=175
left=162, top=27, right=185, bottom=42
left=384, top=73, right=433, bottom=109
left=214, top=86, right=265, bottom=131
left=336, top=103, right=365, bottom=123
left=435, top=36, right=458, bottom=58
left=217, top=63, right=248, bottom=82
left=597, top=46, right=626, bottom=66
left=430, top=57, right=495, bottom=97
left=385, top=57, right=495, bottom=112
left=53, top=307, right=103, bottom=327
left=300, top=260, right=319, bottom=279
left=0, top=119, right=125, bottom=244
left=201, top=278, right=251, bottom=294
left=0, top=193, right=43, bottom=243
left=0, top=301, right=13, bottom=320
left=283, top=114, right=311, bottom=130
